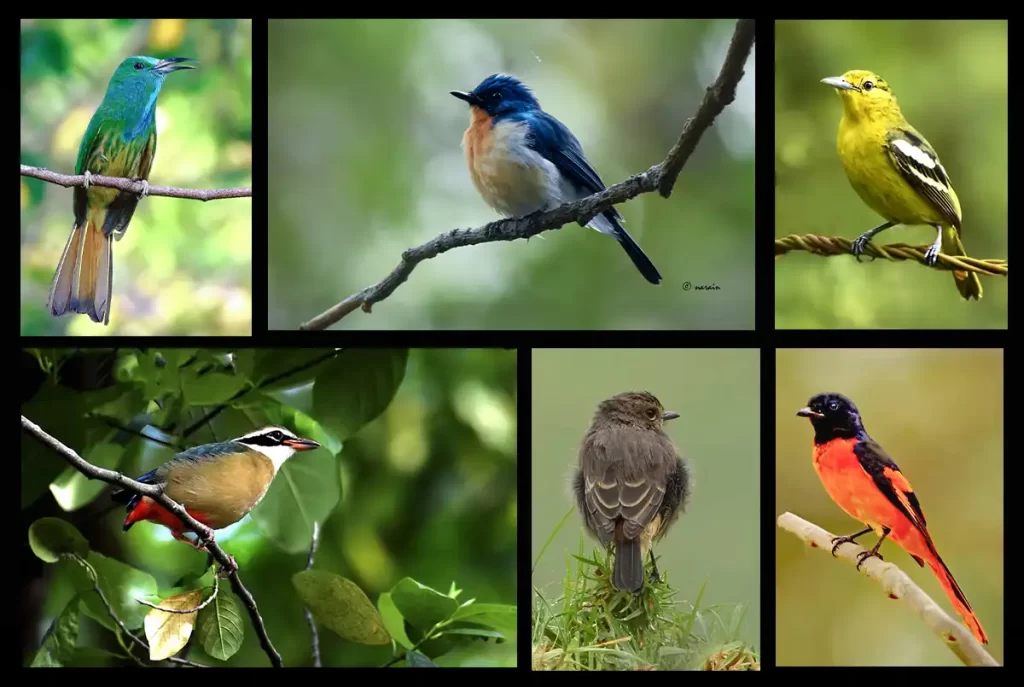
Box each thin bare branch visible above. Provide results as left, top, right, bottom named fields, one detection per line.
left=20, top=164, right=251, bottom=202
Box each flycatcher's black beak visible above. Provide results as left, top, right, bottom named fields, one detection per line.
left=450, top=90, right=480, bottom=106
left=155, top=57, right=196, bottom=73
left=796, top=407, right=824, bottom=418
left=662, top=411, right=680, bottom=421
left=283, top=437, right=321, bottom=451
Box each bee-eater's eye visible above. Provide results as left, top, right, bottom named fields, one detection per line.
left=134, top=62, right=145, bottom=70
left=862, top=81, right=874, bottom=91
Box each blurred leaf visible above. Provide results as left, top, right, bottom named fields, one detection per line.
left=71, top=552, right=159, bottom=631
left=405, top=650, right=438, bottom=667
left=292, top=570, right=390, bottom=645
left=450, top=602, right=517, bottom=637
left=312, top=349, right=408, bottom=441
left=50, top=440, right=124, bottom=512
left=28, top=517, right=89, bottom=563
left=181, top=370, right=249, bottom=407
left=253, top=349, right=338, bottom=389
left=30, top=596, right=80, bottom=666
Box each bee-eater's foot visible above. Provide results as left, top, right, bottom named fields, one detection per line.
left=136, top=179, right=150, bottom=199
left=82, top=170, right=92, bottom=190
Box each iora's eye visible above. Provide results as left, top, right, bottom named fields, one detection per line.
left=828, top=400, right=840, bottom=411
left=646, top=408, right=658, bottom=419
left=862, top=81, right=874, bottom=91
left=134, top=62, right=145, bottom=71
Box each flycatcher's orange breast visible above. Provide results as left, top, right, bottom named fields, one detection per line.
left=462, top=107, right=551, bottom=216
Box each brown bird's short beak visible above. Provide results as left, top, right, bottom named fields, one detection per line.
left=283, top=437, right=320, bottom=451
left=155, top=57, right=196, bottom=73
left=662, top=411, right=680, bottom=421
left=450, top=90, right=480, bottom=106
left=796, top=407, right=824, bottom=418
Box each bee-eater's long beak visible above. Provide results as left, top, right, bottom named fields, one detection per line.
left=821, top=76, right=859, bottom=92
left=155, top=57, right=197, bottom=73
left=283, top=437, right=320, bottom=451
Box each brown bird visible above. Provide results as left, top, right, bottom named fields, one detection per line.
left=573, top=391, right=690, bottom=592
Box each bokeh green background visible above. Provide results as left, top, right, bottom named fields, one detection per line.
left=531, top=349, right=760, bottom=648
left=776, top=348, right=1003, bottom=666
left=268, top=19, right=755, bottom=330
left=20, top=19, right=252, bottom=335
left=21, top=348, right=516, bottom=667
left=775, top=20, right=1007, bottom=328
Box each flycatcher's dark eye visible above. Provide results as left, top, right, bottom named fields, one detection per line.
left=828, top=400, right=839, bottom=411
left=862, top=81, right=874, bottom=91
left=647, top=408, right=658, bottom=419
left=134, top=62, right=145, bottom=70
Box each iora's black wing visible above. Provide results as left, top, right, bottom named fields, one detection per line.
left=884, top=127, right=962, bottom=230
left=576, top=425, right=677, bottom=543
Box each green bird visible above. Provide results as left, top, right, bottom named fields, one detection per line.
left=46, top=55, right=195, bottom=325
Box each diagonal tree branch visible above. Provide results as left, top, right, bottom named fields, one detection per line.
left=22, top=415, right=284, bottom=667
left=299, top=18, right=755, bottom=330
left=777, top=512, right=998, bottom=667
left=774, top=234, right=1008, bottom=276
left=20, top=164, right=251, bottom=202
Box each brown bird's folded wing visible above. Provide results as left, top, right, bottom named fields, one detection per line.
left=577, top=425, right=678, bottom=543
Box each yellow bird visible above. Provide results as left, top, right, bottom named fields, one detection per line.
left=821, top=70, right=983, bottom=301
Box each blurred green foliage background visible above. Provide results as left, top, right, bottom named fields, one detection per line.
left=531, top=349, right=760, bottom=649
left=776, top=348, right=1003, bottom=666
left=775, top=20, right=1007, bottom=328
left=20, top=19, right=252, bottom=335
left=21, top=348, right=516, bottom=667
left=268, top=19, right=754, bottom=330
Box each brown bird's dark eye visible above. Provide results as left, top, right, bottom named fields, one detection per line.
left=134, top=62, right=145, bottom=70
left=647, top=408, right=658, bottom=419
left=863, top=81, right=873, bottom=91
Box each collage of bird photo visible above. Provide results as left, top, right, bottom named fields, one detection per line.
left=20, top=17, right=1005, bottom=672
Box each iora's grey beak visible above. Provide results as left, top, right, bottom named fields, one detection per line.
left=821, top=76, right=859, bottom=92
left=283, top=437, right=320, bottom=451
left=797, top=407, right=824, bottom=418
left=662, top=411, right=680, bottom=421
left=450, top=90, right=481, bottom=106
left=155, top=57, right=196, bottom=73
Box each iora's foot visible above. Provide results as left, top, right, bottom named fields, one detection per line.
left=136, top=179, right=150, bottom=199
left=82, top=170, right=92, bottom=190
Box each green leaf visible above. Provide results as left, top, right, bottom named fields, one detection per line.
left=70, top=552, right=159, bottom=631
left=450, top=603, right=518, bottom=637
left=377, top=592, right=413, bottom=650
left=253, top=349, right=339, bottom=389
left=30, top=595, right=80, bottom=666
left=181, top=371, right=249, bottom=407
left=49, top=440, right=125, bottom=512
left=292, top=570, right=390, bottom=645
left=21, top=383, right=87, bottom=508
left=197, top=590, right=244, bottom=660
left=28, top=517, right=89, bottom=563
left=442, top=625, right=506, bottom=640
left=312, top=349, right=408, bottom=441
left=390, top=577, right=458, bottom=633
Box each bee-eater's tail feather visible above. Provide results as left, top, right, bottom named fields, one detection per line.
left=943, top=227, right=983, bottom=301
left=46, top=219, right=112, bottom=325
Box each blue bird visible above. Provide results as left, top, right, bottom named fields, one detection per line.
left=451, top=74, right=661, bottom=284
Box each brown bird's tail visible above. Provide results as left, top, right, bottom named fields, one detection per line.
left=925, top=553, right=988, bottom=644
left=46, top=217, right=113, bottom=325
left=613, top=537, right=644, bottom=593
left=942, top=226, right=983, bottom=301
